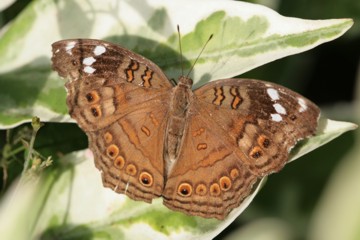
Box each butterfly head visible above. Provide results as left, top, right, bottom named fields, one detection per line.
left=178, top=76, right=193, bottom=88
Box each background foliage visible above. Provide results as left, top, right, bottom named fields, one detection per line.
left=0, top=0, right=359, bottom=239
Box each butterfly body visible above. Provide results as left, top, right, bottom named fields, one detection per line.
left=52, top=39, right=320, bottom=219
left=165, top=76, right=194, bottom=173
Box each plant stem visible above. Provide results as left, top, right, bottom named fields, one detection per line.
left=21, top=117, right=42, bottom=176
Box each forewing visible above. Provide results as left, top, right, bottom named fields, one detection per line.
left=51, top=39, right=171, bottom=88
left=51, top=39, right=173, bottom=132
left=194, top=78, right=320, bottom=176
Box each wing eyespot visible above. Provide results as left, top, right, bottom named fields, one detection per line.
left=209, top=183, right=221, bottom=196
left=106, top=144, right=119, bottom=158
left=86, top=91, right=100, bottom=103
left=90, top=106, right=101, bottom=117
left=126, top=164, right=137, bottom=176
left=195, top=183, right=207, bottom=196
left=114, top=156, right=125, bottom=169
left=177, top=183, right=192, bottom=197
left=219, top=176, right=232, bottom=191
left=139, top=172, right=153, bottom=187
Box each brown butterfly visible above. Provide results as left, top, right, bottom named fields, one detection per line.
left=51, top=39, right=320, bottom=220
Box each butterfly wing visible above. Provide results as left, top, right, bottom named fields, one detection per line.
left=52, top=39, right=173, bottom=131
left=163, top=109, right=259, bottom=219
left=52, top=39, right=173, bottom=202
left=88, top=104, right=169, bottom=201
left=163, top=78, right=320, bottom=219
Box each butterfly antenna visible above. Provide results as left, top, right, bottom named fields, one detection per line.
left=186, top=34, right=213, bottom=78
left=177, top=25, right=184, bottom=76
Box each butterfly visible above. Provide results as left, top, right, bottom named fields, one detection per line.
left=51, top=38, right=320, bottom=220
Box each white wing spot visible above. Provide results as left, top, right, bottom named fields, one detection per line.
left=65, top=41, right=76, bottom=55
left=83, top=56, right=96, bottom=65
left=94, top=45, right=106, bottom=56
left=84, top=66, right=96, bottom=74
left=298, top=98, right=308, bottom=112
left=273, top=103, right=287, bottom=115
left=267, top=88, right=280, bottom=101
left=55, top=49, right=60, bottom=54
left=271, top=113, right=282, bottom=122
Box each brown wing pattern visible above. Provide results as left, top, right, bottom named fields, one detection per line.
left=88, top=101, right=169, bottom=202
left=194, top=79, right=320, bottom=176
left=163, top=104, right=258, bottom=219
left=163, top=78, right=319, bottom=219
left=52, top=38, right=321, bottom=219
left=52, top=39, right=171, bottom=88
left=52, top=39, right=173, bottom=132
left=51, top=39, right=173, bottom=202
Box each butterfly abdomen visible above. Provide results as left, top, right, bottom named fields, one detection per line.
left=164, top=76, right=194, bottom=173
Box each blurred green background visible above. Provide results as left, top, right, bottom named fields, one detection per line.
left=0, top=0, right=359, bottom=240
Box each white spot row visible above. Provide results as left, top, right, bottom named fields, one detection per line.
left=84, top=66, right=96, bottom=74
left=65, top=41, right=76, bottom=55
left=83, top=56, right=96, bottom=65
left=273, top=103, right=286, bottom=115
left=271, top=113, right=282, bottom=122
left=83, top=56, right=96, bottom=74
left=94, top=45, right=106, bottom=56
left=270, top=103, right=287, bottom=122
left=267, top=88, right=279, bottom=101
left=298, top=98, right=308, bottom=112
left=267, top=88, right=285, bottom=122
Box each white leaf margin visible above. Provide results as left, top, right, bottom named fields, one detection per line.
left=0, top=0, right=353, bottom=77
left=0, top=119, right=356, bottom=240
left=0, top=0, right=354, bottom=129
left=0, top=0, right=15, bottom=11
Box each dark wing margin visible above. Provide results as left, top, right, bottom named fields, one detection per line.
left=51, top=39, right=173, bottom=89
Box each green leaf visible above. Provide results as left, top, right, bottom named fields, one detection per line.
left=0, top=119, right=356, bottom=240
left=308, top=128, right=360, bottom=240
left=0, top=0, right=353, bottom=128
left=0, top=0, right=357, bottom=239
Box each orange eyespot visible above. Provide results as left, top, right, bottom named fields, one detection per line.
left=210, top=183, right=221, bottom=196
left=126, top=164, right=137, bottom=176
left=106, top=144, right=119, bottom=159
left=230, top=168, right=239, bottom=180
left=250, top=146, right=263, bottom=159
left=90, top=106, right=101, bottom=117
left=85, top=91, right=100, bottom=103
left=139, top=172, right=153, bottom=187
left=195, top=184, right=207, bottom=196
left=114, top=156, right=125, bottom=169
left=104, top=132, right=113, bottom=144
left=258, top=135, right=270, bottom=148
left=219, top=176, right=232, bottom=191
left=177, top=183, right=192, bottom=197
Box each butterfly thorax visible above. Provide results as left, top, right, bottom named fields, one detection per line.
left=164, top=76, right=194, bottom=174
